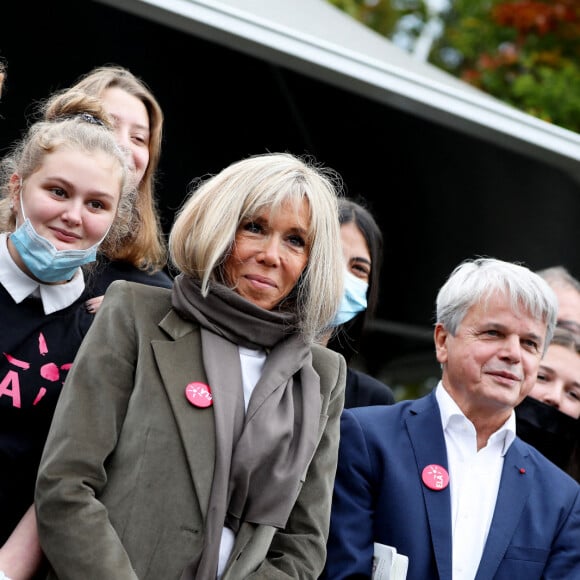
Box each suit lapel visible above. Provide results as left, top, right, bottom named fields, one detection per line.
left=475, top=441, right=533, bottom=580
left=152, top=310, right=215, bottom=522
left=406, top=393, right=453, bottom=580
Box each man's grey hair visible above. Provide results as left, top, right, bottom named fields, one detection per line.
left=436, top=257, right=558, bottom=354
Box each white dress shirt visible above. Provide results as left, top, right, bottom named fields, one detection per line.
left=435, top=382, right=516, bottom=580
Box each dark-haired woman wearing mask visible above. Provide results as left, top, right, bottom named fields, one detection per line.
left=322, top=197, right=395, bottom=408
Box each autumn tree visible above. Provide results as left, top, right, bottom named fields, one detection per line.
left=328, top=0, right=580, bottom=133
left=431, top=0, right=580, bottom=132
left=327, top=0, right=400, bottom=37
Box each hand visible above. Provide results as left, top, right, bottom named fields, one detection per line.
left=85, top=295, right=104, bottom=314
left=0, top=505, right=43, bottom=579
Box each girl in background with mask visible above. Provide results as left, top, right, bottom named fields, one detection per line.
left=516, top=326, right=580, bottom=482
left=0, top=92, right=134, bottom=579
left=323, top=197, right=395, bottom=408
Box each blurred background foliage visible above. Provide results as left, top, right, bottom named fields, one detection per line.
left=327, top=0, right=580, bottom=133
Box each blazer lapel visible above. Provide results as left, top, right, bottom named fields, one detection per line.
left=406, top=393, right=453, bottom=580
left=475, top=441, right=533, bottom=580
left=152, top=309, right=215, bottom=522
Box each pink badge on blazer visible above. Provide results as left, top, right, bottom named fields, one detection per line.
left=421, top=464, right=449, bottom=491
left=185, top=382, right=213, bottom=408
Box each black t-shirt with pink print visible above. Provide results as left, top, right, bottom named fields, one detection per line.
left=0, top=285, right=93, bottom=544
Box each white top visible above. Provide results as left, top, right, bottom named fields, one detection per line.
left=217, top=345, right=267, bottom=579
left=238, top=345, right=267, bottom=411
left=0, top=233, right=85, bottom=314
left=435, top=382, right=516, bottom=580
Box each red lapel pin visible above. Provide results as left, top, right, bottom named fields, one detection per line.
left=422, top=464, right=450, bottom=491
left=185, top=382, right=213, bottom=408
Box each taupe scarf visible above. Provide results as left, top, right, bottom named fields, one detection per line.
left=172, top=275, right=322, bottom=579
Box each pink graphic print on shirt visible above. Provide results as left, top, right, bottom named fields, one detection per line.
left=1, top=332, right=73, bottom=408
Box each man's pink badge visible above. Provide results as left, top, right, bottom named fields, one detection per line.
left=421, top=464, right=449, bottom=491
left=185, top=382, right=213, bottom=408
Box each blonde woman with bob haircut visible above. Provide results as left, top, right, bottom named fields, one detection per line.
left=36, top=152, right=348, bottom=580
left=170, top=152, right=344, bottom=342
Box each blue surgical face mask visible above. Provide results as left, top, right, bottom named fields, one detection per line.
left=332, top=270, right=369, bottom=327
left=9, top=190, right=105, bottom=283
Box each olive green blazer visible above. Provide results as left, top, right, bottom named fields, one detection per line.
left=36, top=281, right=346, bottom=580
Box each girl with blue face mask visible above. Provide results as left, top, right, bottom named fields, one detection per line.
left=325, top=198, right=395, bottom=408
left=9, top=157, right=115, bottom=285
left=0, top=94, right=134, bottom=579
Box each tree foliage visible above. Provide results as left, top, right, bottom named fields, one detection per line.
left=431, top=0, right=580, bottom=132
left=327, top=0, right=400, bottom=37
left=328, top=0, right=580, bottom=133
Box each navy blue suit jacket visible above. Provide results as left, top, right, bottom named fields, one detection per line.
left=324, top=391, right=580, bottom=579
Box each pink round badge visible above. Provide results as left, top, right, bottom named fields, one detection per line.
left=421, top=464, right=449, bottom=491
left=185, top=382, right=213, bottom=408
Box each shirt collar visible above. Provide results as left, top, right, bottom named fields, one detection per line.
left=0, top=233, right=85, bottom=314
left=436, top=381, right=516, bottom=455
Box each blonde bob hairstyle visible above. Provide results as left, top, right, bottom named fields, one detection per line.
left=170, top=152, right=344, bottom=343
left=42, top=65, right=166, bottom=271
left=0, top=92, right=136, bottom=256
